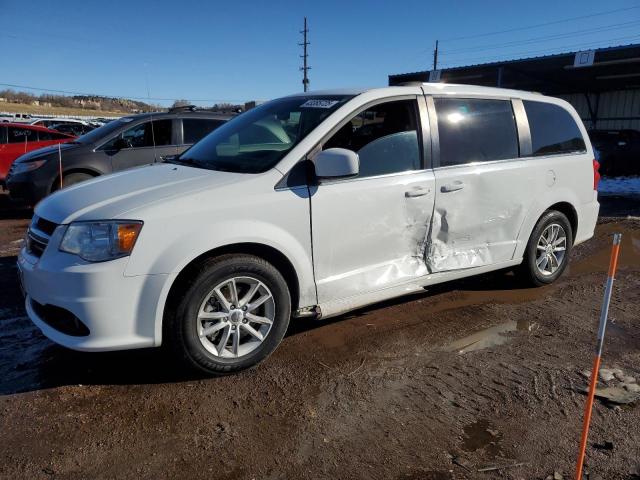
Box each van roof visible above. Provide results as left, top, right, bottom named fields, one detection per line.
left=290, top=83, right=546, bottom=101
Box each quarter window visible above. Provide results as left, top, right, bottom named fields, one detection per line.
left=523, top=100, right=586, bottom=156
left=435, top=98, right=519, bottom=167
left=183, top=119, right=225, bottom=144
left=7, top=126, right=36, bottom=143
left=323, top=99, right=421, bottom=178
left=38, top=130, right=53, bottom=141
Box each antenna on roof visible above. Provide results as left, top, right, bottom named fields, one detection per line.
left=144, top=63, right=158, bottom=163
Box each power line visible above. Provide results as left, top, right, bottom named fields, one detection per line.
left=0, top=82, right=245, bottom=104
left=441, top=20, right=640, bottom=56
left=441, top=5, right=640, bottom=42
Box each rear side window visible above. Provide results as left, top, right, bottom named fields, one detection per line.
left=323, top=99, right=421, bottom=178
left=7, top=126, right=36, bottom=143
left=435, top=98, right=519, bottom=167
left=102, top=119, right=173, bottom=149
left=523, top=101, right=586, bottom=156
left=183, top=119, right=224, bottom=144
left=38, top=130, right=69, bottom=141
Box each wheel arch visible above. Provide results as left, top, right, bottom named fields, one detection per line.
left=514, top=194, right=581, bottom=260
left=50, top=167, right=102, bottom=193
left=546, top=201, right=578, bottom=243
left=161, top=242, right=302, bottom=342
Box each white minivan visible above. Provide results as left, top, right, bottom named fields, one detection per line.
left=18, top=84, right=600, bottom=374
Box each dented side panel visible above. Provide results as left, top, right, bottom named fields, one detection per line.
left=312, top=171, right=435, bottom=303
left=428, top=160, right=537, bottom=271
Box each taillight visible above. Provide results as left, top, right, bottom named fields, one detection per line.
left=593, top=159, right=600, bottom=191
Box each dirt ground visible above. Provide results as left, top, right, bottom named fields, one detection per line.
left=0, top=194, right=639, bottom=480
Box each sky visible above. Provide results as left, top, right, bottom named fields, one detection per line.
left=1, top=0, right=640, bottom=106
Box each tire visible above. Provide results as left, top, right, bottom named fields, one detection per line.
left=518, top=210, right=573, bottom=287
left=165, top=254, right=291, bottom=375
left=61, top=172, right=94, bottom=188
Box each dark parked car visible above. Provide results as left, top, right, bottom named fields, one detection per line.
left=589, top=129, right=640, bottom=176
left=6, top=108, right=231, bottom=204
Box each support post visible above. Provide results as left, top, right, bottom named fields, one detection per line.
left=574, top=233, right=622, bottom=480
left=433, top=40, right=439, bottom=71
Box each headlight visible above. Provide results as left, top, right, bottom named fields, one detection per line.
left=11, top=159, right=47, bottom=174
left=60, top=221, right=143, bottom=262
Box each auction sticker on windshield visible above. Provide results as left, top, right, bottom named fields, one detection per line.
left=300, top=99, right=340, bottom=108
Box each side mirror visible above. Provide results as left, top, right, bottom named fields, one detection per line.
left=313, top=148, right=359, bottom=179
left=112, top=137, right=132, bottom=150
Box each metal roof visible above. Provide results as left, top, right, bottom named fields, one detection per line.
left=389, top=43, right=640, bottom=95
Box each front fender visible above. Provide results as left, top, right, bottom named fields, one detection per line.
left=125, top=219, right=316, bottom=346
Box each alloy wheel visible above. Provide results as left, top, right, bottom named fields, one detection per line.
left=197, top=276, right=275, bottom=358
left=535, top=223, right=567, bottom=276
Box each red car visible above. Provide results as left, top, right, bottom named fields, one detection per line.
left=0, top=123, right=75, bottom=183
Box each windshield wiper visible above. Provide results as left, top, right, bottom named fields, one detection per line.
left=165, top=156, right=203, bottom=168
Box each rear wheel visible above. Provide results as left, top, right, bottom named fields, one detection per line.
left=166, top=254, right=291, bottom=375
left=519, top=210, right=573, bottom=286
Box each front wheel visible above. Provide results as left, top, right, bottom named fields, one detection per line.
left=518, top=210, right=573, bottom=287
left=52, top=172, right=95, bottom=193
left=166, top=254, right=291, bottom=375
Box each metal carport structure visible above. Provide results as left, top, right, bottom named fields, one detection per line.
left=389, top=43, right=640, bottom=130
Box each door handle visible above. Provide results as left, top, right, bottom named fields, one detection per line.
left=405, top=186, right=430, bottom=198
left=441, top=182, right=465, bottom=193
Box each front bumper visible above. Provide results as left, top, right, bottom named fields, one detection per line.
left=18, top=238, right=170, bottom=352
left=6, top=171, right=51, bottom=205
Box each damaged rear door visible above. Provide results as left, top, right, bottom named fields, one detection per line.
left=426, top=96, right=534, bottom=271
left=311, top=96, right=435, bottom=302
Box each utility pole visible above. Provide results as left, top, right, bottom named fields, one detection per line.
left=433, top=40, right=439, bottom=71
left=299, top=17, right=310, bottom=92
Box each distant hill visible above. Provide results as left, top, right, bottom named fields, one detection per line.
left=0, top=89, right=246, bottom=117
left=0, top=101, right=125, bottom=118
left=0, top=89, right=161, bottom=114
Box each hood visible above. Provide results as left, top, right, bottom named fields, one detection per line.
left=15, top=142, right=80, bottom=163
left=35, top=163, right=247, bottom=224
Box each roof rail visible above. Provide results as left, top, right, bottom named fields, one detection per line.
left=167, top=104, right=198, bottom=113
left=397, top=81, right=425, bottom=87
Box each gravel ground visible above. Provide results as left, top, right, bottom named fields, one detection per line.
left=0, top=194, right=639, bottom=480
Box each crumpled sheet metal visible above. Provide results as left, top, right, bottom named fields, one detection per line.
left=425, top=203, right=524, bottom=272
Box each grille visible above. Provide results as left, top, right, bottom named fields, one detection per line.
left=34, top=216, right=57, bottom=236
left=26, top=215, right=58, bottom=258
left=26, top=230, right=48, bottom=257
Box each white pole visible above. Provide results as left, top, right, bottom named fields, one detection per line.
left=58, top=143, right=63, bottom=189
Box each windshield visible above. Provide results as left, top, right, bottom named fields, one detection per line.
left=177, top=95, right=353, bottom=173
left=73, top=117, right=135, bottom=144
